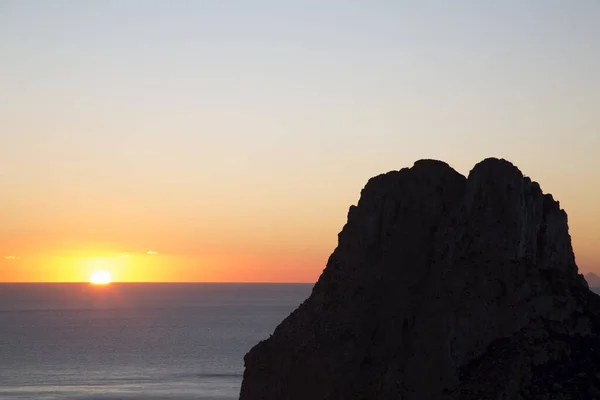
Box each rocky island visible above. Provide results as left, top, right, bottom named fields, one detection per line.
left=586, top=272, right=600, bottom=288
left=239, top=158, right=600, bottom=400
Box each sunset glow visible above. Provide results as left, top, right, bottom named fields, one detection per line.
left=90, top=270, right=112, bottom=285
left=0, top=2, right=599, bottom=283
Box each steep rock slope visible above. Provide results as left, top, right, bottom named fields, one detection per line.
left=240, top=158, right=600, bottom=400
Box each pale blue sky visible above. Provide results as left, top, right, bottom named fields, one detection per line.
left=1, top=1, right=599, bottom=280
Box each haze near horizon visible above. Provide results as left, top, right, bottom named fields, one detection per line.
left=1, top=1, right=599, bottom=282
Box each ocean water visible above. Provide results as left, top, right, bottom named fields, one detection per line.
left=0, top=283, right=312, bottom=400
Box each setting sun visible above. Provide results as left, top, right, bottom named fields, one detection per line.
left=90, top=270, right=112, bottom=285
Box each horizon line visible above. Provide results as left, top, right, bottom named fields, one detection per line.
left=0, top=281, right=315, bottom=284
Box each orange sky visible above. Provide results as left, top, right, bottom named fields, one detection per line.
left=1, top=2, right=599, bottom=282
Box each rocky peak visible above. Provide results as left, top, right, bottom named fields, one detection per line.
left=239, top=158, right=599, bottom=400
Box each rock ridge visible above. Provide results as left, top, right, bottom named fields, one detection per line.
left=239, top=158, right=600, bottom=400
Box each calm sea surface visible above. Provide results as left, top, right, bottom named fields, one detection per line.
left=0, top=283, right=312, bottom=400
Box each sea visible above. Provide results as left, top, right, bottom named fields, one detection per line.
left=0, top=283, right=313, bottom=400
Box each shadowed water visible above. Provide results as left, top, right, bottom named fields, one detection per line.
left=0, top=283, right=312, bottom=400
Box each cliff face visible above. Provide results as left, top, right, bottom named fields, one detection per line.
left=239, top=158, right=600, bottom=400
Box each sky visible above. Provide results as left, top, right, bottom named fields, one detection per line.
left=1, top=0, right=599, bottom=282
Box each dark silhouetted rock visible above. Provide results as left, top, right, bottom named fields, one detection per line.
left=239, top=158, right=600, bottom=400
left=586, top=272, right=600, bottom=288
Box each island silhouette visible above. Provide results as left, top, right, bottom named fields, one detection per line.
left=586, top=272, right=600, bottom=288
left=240, top=158, right=600, bottom=400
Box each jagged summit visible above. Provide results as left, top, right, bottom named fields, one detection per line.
left=240, top=158, right=599, bottom=400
